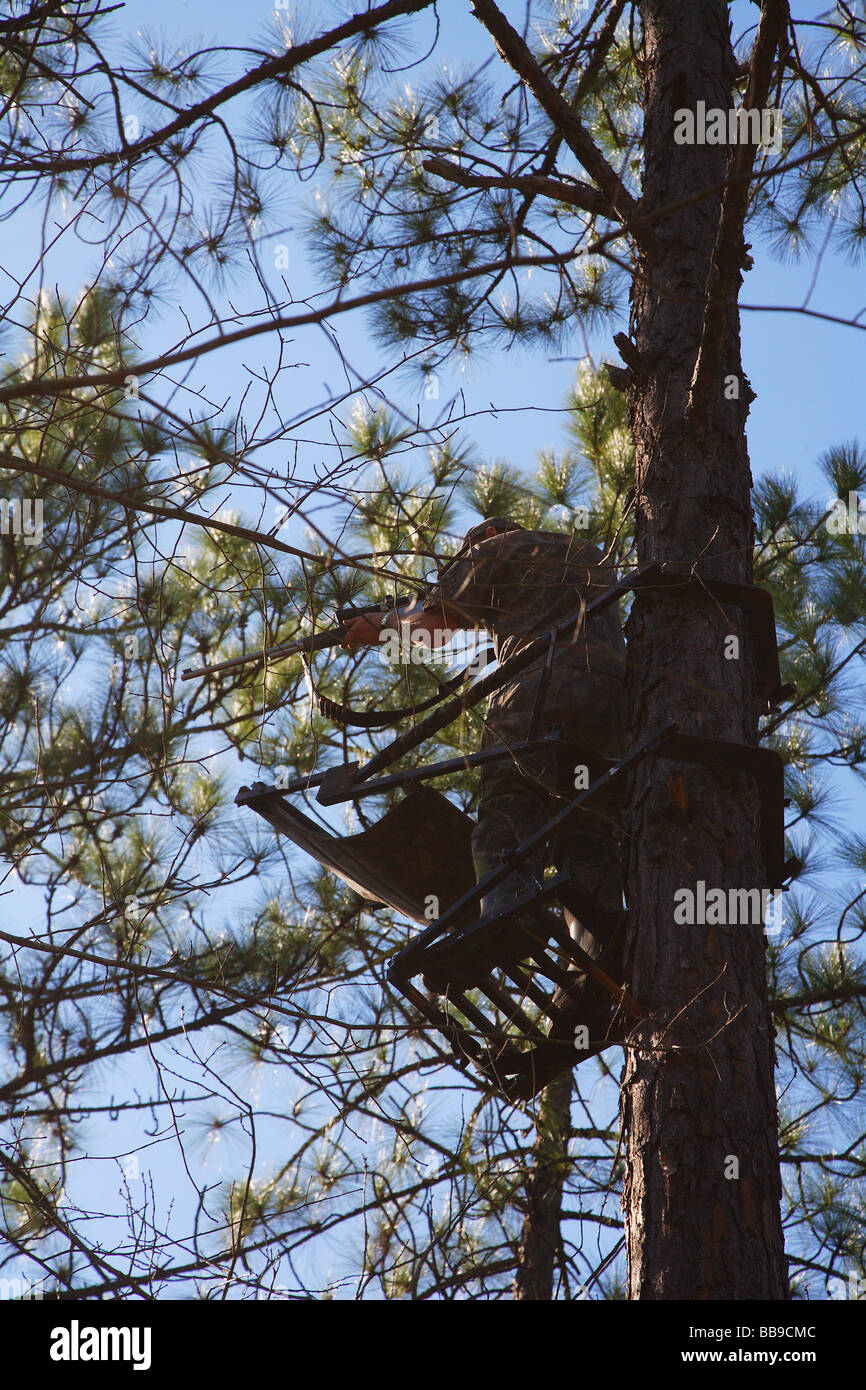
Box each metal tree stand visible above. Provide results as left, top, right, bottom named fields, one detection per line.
left=237, top=562, right=797, bottom=1101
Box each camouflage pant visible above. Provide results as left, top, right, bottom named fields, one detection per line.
left=471, top=667, right=626, bottom=943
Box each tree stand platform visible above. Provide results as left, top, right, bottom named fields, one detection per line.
left=389, top=872, right=638, bottom=1102
left=238, top=718, right=794, bottom=1101
left=384, top=718, right=796, bottom=1100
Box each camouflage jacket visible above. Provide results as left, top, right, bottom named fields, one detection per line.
left=423, top=526, right=626, bottom=750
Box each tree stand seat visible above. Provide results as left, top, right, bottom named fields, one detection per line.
left=234, top=781, right=478, bottom=925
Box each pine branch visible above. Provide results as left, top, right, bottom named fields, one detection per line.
left=469, top=0, right=638, bottom=228
left=422, top=156, right=611, bottom=218
left=0, top=0, right=76, bottom=36
left=0, top=449, right=410, bottom=583
left=0, top=249, right=583, bottom=403
left=572, top=0, right=629, bottom=109
left=7, top=0, right=439, bottom=176
left=5, top=129, right=864, bottom=413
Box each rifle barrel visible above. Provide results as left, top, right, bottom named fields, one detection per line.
left=180, top=596, right=416, bottom=683
left=180, top=627, right=342, bottom=682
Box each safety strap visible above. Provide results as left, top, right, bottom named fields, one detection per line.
left=304, top=647, right=494, bottom=729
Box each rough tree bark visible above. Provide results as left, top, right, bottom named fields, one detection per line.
left=513, top=1070, right=572, bottom=1300
left=620, top=0, right=788, bottom=1298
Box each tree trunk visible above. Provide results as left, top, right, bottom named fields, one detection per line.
left=514, top=1069, right=572, bottom=1300
left=621, top=0, right=788, bottom=1298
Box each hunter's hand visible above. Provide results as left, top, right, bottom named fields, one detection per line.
left=339, top=614, right=385, bottom=650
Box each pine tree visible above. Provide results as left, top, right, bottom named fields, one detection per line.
left=0, top=0, right=865, bottom=1303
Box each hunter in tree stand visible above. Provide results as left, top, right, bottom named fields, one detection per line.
left=341, top=517, right=629, bottom=1051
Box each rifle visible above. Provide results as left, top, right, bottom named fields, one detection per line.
left=179, top=599, right=416, bottom=683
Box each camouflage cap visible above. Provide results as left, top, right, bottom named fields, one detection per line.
left=462, top=516, right=524, bottom=548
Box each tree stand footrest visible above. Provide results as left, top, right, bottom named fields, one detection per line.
left=388, top=868, right=640, bottom=1100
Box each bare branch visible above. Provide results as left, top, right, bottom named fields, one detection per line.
left=422, top=155, right=611, bottom=218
